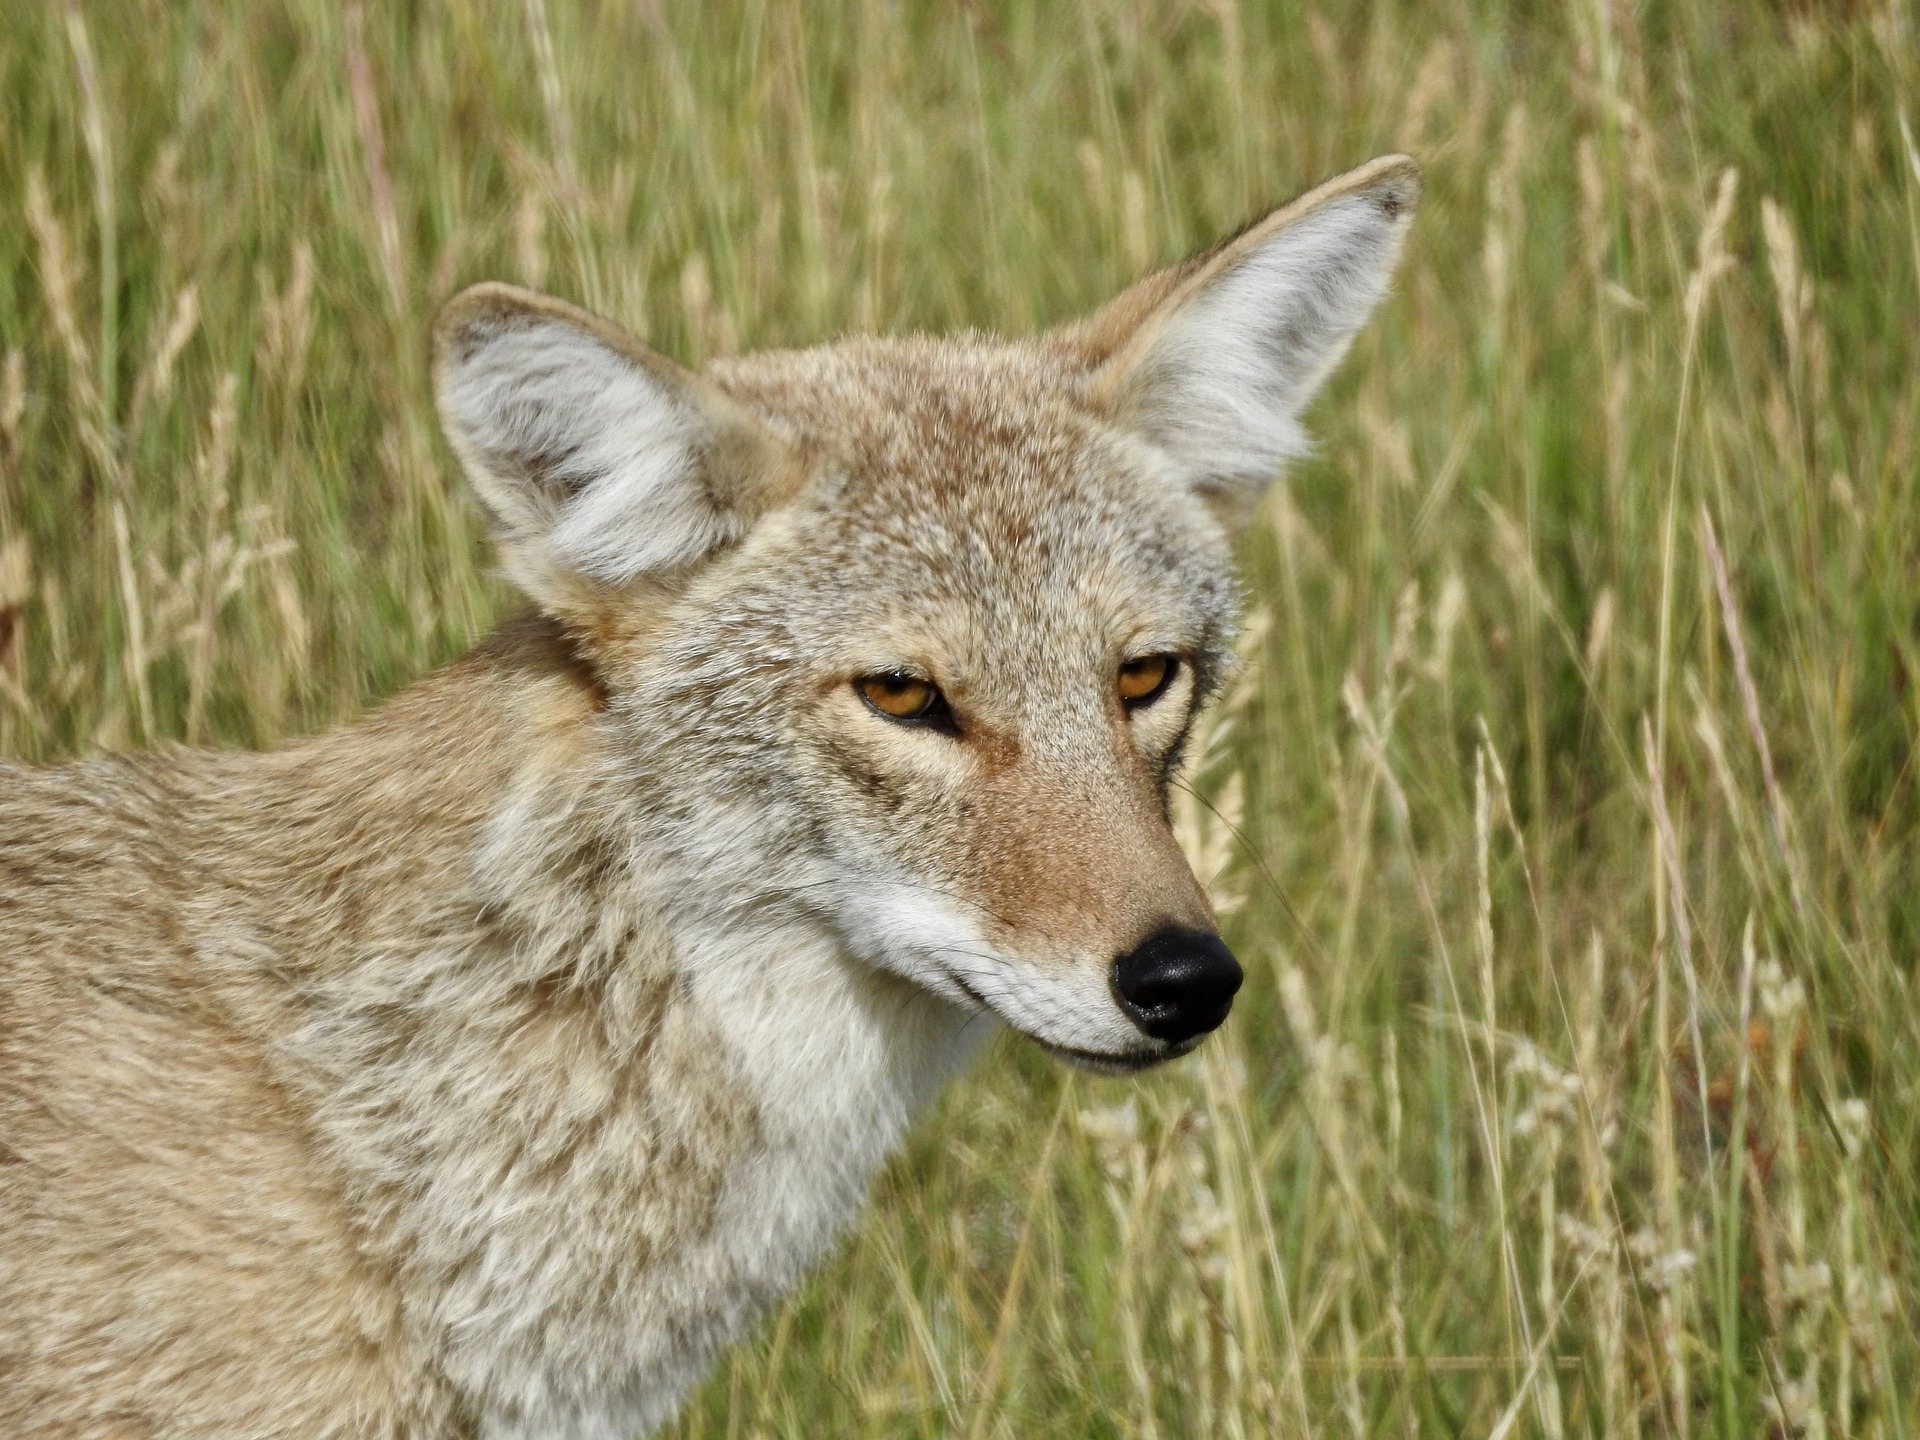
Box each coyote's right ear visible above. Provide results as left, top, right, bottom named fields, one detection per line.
left=433, top=284, right=801, bottom=617
left=1071, top=154, right=1420, bottom=520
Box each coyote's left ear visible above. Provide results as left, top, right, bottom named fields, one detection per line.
left=433, top=283, right=802, bottom=620
left=1072, top=154, right=1420, bottom=514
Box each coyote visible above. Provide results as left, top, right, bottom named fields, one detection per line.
left=0, top=155, right=1418, bottom=1438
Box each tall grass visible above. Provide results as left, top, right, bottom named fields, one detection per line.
left=3, top=1, right=1916, bottom=1434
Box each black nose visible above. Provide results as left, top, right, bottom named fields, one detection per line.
left=1110, top=926, right=1243, bottom=1045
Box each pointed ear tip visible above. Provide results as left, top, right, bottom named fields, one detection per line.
left=1352, top=153, right=1424, bottom=220
left=433, top=282, right=530, bottom=369
left=432, top=281, right=598, bottom=368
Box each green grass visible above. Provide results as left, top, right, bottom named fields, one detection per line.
left=4, top=1, right=1918, bottom=1434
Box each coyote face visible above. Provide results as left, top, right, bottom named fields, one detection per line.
left=438, top=157, right=1419, bottom=1077
left=655, top=340, right=1240, bottom=1073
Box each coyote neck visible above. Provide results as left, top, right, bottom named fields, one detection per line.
left=225, top=615, right=979, bottom=1435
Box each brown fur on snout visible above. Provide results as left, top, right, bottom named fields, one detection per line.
left=951, top=716, right=1215, bottom=962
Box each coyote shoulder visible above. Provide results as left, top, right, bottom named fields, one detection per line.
left=0, top=156, right=1418, bottom=1438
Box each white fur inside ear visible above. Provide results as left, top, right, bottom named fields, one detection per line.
left=1124, top=187, right=1411, bottom=492
left=441, top=314, right=734, bottom=585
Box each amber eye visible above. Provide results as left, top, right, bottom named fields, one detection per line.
left=857, top=673, right=943, bottom=723
left=1118, top=653, right=1178, bottom=708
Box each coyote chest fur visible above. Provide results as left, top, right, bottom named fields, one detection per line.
left=0, top=158, right=1417, bottom=1438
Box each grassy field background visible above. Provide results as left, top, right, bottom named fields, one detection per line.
left=3, top=0, right=1918, bottom=1434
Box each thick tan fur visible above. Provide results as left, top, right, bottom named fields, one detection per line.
left=1, top=156, right=1417, bottom=1438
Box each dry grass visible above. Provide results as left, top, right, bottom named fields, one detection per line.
left=3, top=1, right=1917, bottom=1434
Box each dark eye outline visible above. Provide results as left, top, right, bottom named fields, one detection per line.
left=854, top=672, right=960, bottom=735
left=1118, top=653, right=1181, bottom=711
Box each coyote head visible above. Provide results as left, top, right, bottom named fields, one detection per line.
left=434, top=157, right=1418, bottom=1072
